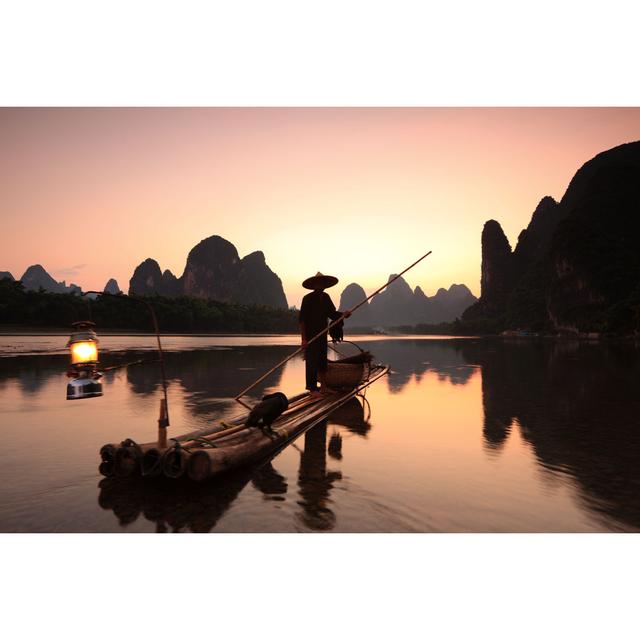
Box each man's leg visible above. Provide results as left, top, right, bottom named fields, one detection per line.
left=317, top=340, right=334, bottom=394
left=305, top=342, right=319, bottom=391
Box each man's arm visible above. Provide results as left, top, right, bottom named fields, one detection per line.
left=326, top=293, right=351, bottom=321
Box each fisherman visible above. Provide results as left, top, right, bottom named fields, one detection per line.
left=299, top=272, right=351, bottom=397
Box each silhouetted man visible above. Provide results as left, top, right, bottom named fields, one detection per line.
left=298, top=272, right=350, bottom=397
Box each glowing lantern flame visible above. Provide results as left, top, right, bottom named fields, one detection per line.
left=70, top=340, right=98, bottom=365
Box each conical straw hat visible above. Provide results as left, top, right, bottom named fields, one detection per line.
left=302, top=272, right=339, bottom=290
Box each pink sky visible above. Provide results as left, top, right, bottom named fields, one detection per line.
left=1, top=108, right=639, bottom=307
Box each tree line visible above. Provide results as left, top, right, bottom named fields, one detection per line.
left=0, top=279, right=299, bottom=333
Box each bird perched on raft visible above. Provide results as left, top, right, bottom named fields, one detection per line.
left=245, top=392, right=289, bottom=433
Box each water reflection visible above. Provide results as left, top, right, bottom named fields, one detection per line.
left=98, top=472, right=254, bottom=533
left=251, top=462, right=288, bottom=499
left=329, top=397, right=371, bottom=437
left=97, top=338, right=640, bottom=532
left=370, top=340, right=475, bottom=393
left=127, top=346, right=289, bottom=418
left=2, top=336, right=640, bottom=532
left=461, top=339, right=640, bottom=529
left=297, top=422, right=341, bottom=531
left=127, top=346, right=290, bottom=395
left=0, top=354, right=67, bottom=395
left=97, top=425, right=343, bottom=533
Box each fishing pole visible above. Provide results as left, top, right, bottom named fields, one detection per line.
left=234, top=250, right=432, bottom=408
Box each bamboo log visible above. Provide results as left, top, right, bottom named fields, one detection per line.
left=114, top=443, right=141, bottom=478
left=160, top=423, right=262, bottom=479
left=114, top=441, right=159, bottom=478
left=188, top=365, right=388, bottom=482
left=161, top=446, right=190, bottom=479
left=160, top=422, right=267, bottom=479
left=101, top=391, right=311, bottom=478
left=102, top=440, right=154, bottom=478
left=187, top=430, right=281, bottom=482
left=141, top=447, right=164, bottom=477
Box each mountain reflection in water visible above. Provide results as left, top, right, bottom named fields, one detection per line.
left=0, top=337, right=639, bottom=532
left=464, top=340, right=640, bottom=529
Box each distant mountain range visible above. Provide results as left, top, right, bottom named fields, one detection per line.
left=463, top=141, right=640, bottom=335
left=339, top=277, right=477, bottom=327
left=0, top=265, right=82, bottom=294
left=129, top=234, right=475, bottom=321
left=2, top=234, right=477, bottom=324
left=0, top=267, right=121, bottom=297
left=128, top=235, right=288, bottom=309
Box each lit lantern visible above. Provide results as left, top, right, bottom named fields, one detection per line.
left=70, top=337, right=99, bottom=365
left=66, top=321, right=103, bottom=400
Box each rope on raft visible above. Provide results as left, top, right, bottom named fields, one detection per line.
left=189, top=437, right=219, bottom=449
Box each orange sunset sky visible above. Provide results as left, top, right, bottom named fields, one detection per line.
left=1, top=107, right=639, bottom=307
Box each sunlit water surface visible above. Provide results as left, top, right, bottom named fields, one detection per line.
left=1, top=334, right=639, bottom=532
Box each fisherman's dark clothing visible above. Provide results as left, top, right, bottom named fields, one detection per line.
left=299, top=291, right=342, bottom=391
left=304, top=339, right=328, bottom=391
left=299, top=291, right=341, bottom=340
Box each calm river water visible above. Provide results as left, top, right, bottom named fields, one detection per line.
left=1, top=334, right=639, bottom=533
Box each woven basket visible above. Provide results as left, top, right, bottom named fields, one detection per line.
left=325, top=361, right=365, bottom=389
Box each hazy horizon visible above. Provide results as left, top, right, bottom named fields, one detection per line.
left=2, top=107, right=639, bottom=307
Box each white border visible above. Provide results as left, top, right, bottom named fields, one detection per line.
left=2, top=2, right=639, bottom=639
left=1, top=1, right=639, bottom=106
left=1, top=534, right=638, bottom=638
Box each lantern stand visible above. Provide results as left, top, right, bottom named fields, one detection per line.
left=77, top=291, right=170, bottom=447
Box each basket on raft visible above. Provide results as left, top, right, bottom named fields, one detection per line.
left=325, top=343, right=373, bottom=389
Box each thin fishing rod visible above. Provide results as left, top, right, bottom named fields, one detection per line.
left=81, top=291, right=170, bottom=432
left=234, top=250, right=432, bottom=407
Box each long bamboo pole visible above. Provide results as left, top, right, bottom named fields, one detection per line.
left=234, top=250, right=432, bottom=407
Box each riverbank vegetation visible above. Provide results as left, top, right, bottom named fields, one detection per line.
left=0, top=280, right=299, bottom=333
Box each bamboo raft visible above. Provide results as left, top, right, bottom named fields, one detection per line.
left=99, top=361, right=389, bottom=483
